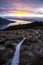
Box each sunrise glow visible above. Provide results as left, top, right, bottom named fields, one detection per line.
left=15, top=11, right=29, bottom=14
left=0, top=0, right=43, bottom=17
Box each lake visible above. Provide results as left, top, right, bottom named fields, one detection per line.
left=7, top=19, right=33, bottom=26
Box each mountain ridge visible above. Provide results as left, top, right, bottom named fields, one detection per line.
left=0, top=17, right=43, bottom=30
left=3, top=21, right=43, bottom=30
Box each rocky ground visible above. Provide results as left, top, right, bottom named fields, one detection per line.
left=0, top=29, right=43, bottom=65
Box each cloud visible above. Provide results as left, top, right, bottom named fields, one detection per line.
left=0, top=7, right=33, bottom=14
left=33, top=8, right=43, bottom=14
left=0, top=0, right=43, bottom=16
left=0, top=0, right=43, bottom=8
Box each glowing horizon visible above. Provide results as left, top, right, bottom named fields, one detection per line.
left=1, top=13, right=43, bottom=18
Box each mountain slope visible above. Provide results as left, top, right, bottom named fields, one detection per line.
left=0, top=17, right=16, bottom=30
left=4, top=21, right=43, bottom=30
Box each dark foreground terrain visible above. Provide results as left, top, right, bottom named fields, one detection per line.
left=0, top=29, right=43, bottom=65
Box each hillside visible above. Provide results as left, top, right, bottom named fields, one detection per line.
left=0, top=29, right=43, bottom=65
left=0, top=17, right=16, bottom=25
left=0, top=17, right=16, bottom=30
left=4, top=21, right=43, bottom=30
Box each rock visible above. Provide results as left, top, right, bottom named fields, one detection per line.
left=0, top=45, right=5, bottom=50
left=28, top=51, right=34, bottom=57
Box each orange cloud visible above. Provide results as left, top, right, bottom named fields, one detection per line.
left=5, top=0, right=34, bottom=15
left=7, top=10, right=33, bottom=15
left=15, top=11, right=29, bottom=14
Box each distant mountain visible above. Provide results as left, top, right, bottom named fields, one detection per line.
left=3, top=21, right=43, bottom=30
left=0, top=17, right=16, bottom=25
left=3, top=16, right=43, bottom=21
left=0, top=17, right=16, bottom=30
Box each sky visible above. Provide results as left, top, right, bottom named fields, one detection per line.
left=0, top=0, right=43, bottom=17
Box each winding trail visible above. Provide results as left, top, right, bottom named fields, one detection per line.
left=11, top=38, right=26, bottom=65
